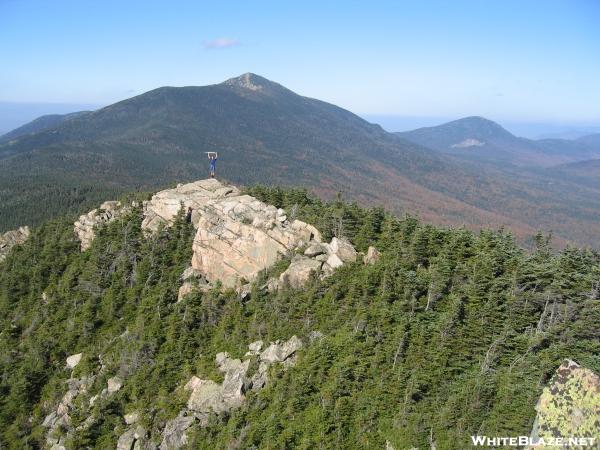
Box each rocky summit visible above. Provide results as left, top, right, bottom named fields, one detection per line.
left=141, top=179, right=241, bottom=233
left=74, top=179, right=357, bottom=294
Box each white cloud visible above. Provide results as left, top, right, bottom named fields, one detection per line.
left=203, top=38, right=241, bottom=49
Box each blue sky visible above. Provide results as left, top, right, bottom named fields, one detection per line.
left=1, top=0, right=599, bottom=131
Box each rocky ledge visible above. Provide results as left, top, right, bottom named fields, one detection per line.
left=74, top=179, right=360, bottom=296
left=74, top=201, right=129, bottom=251
left=0, top=226, right=30, bottom=262
left=95, top=335, right=305, bottom=450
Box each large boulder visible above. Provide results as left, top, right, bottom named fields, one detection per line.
left=327, top=237, right=357, bottom=263
left=65, top=353, right=82, bottom=370
left=0, top=226, right=30, bottom=262
left=245, top=340, right=263, bottom=357
left=177, top=267, right=209, bottom=302
left=279, top=256, right=323, bottom=289
left=260, top=336, right=303, bottom=364
left=304, top=242, right=327, bottom=257
left=107, top=376, right=123, bottom=394
left=124, top=411, right=140, bottom=425
left=74, top=201, right=127, bottom=251
left=528, top=359, right=600, bottom=447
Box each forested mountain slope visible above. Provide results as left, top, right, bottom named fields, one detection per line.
left=550, top=158, right=600, bottom=190
left=0, top=111, right=90, bottom=147
left=1, top=184, right=598, bottom=449
left=2, top=74, right=600, bottom=247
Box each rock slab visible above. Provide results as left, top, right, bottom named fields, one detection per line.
left=141, top=179, right=240, bottom=232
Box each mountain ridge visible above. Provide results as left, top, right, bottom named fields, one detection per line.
left=0, top=110, right=90, bottom=148
left=1, top=73, right=600, bottom=247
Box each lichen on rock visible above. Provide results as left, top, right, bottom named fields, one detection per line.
left=528, top=359, right=600, bottom=447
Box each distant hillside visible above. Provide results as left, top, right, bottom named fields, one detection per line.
left=398, top=117, right=600, bottom=167
left=1, top=74, right=600, bottom=246
left=550, top=158, right=600, bottom=190
left=0, top=111, right=90, bottom=148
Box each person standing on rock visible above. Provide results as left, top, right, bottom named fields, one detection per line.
left=207, top=152, right=218, bottom=178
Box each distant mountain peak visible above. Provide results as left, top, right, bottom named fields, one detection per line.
left=452, top=116, right=506, bottom=129
left=220, top=73, right=296, bottom=98
left=460, top=115, right=493, bottom=123
left=223, top=73, right=274, bottom=91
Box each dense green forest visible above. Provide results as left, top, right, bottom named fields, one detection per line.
left=0, top=186, right=599, bottom=449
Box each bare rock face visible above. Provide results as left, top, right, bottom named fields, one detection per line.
left=74, top=201, right=127, bottom=251
left=528, top=359, right=600, bottom=448
left=141, top=179, right=322, bottom=290
left=141, top=179, right=240, bottom=232
left=187, top=353, right=250, bottom=413
left=159, top=415, right=195, bottom=450
left=191, top=194, right=321, bottom=288
left=117, top=425, right=146, bottom=450
left=166, top=336, right=304, bottom=449
left=42, top=375, right=95, bottom=447
left=0, top=226, right=30, bottom=262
